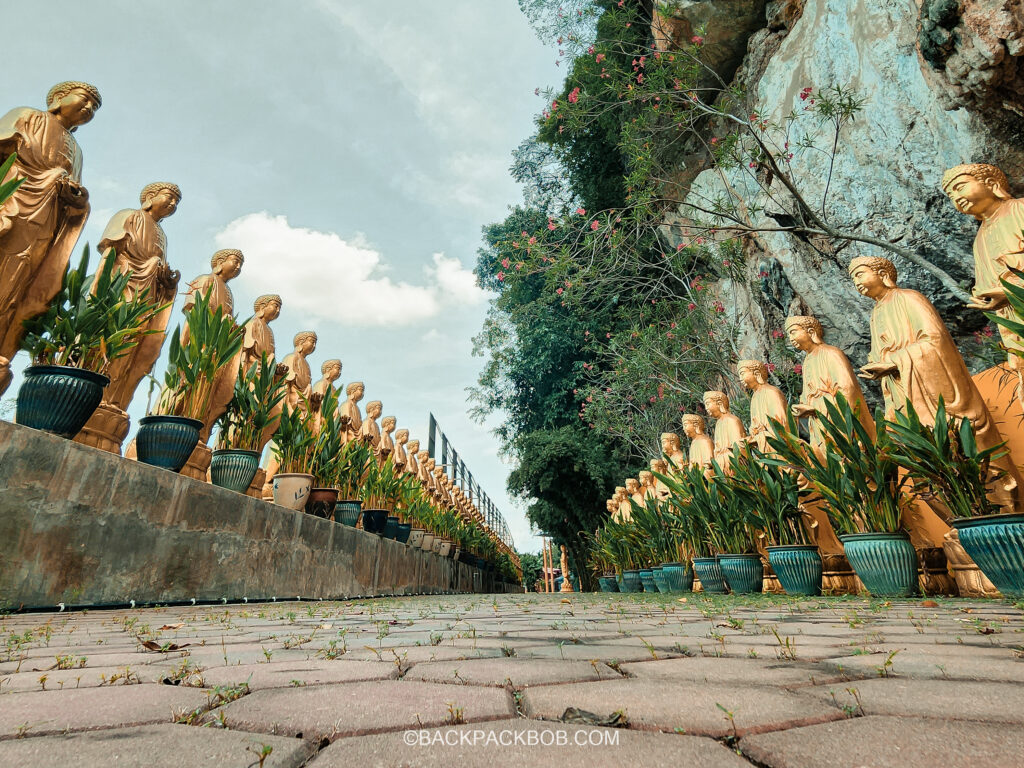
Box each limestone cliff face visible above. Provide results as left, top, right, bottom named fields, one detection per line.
left=657, top=0, right=1024, bottom=364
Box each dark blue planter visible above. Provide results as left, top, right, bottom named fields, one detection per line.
left=334, top=500, right=362, bottom=526
left=598, top=576, right=619, bottom=593
left=767, top=545, right=822, bottom=596
left=620, top=569, right=642, bottom=593
left=210, top=449, right=260, bottom=492
left=554, top=576, right=564, bottom=591
left=840, top=532, right=917, bottom=597
left=16, top=365, right=108, bottom=438
left=693, top=557, right=728, bottom=593
left=396, top=522, right=412, bottom=544
left=651, top=567, right=670, bottom=593
left=362, top=508, right=388, bottom=535
left=661, top=562, right=693, bottom=592
left=718, top=554, right=764, bottom=594
left=954, top=514, right=1024, bottom=598
left=383, top=516, right=399, bottom=540
left=639, top=569, right=656, bottom=593
left=136, top=415, right=202, bottom=473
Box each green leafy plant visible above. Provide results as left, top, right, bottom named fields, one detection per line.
left=0, top=152, right=25, bottom=205
left=213, top=353, right=288, bottom=451
left=728, top=443, right=808, bottom=546
left=309, top=386, right=343, bottom=487
left=987, top=265, right=1024, bottom=362
left=20, top=246, right=166, bottom=374
left=360, top=456, right=405, bottom=511
left=271, top=397, right=317, bottom=474
left=155, top=290, right=245, bottom=420
left=333, top=439, right=374, bottom=500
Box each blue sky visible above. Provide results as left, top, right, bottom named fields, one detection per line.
left=3, top=0, right=562, bottom=551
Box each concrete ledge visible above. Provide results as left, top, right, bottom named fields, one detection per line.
left=0, top=420, right=488, bottom=609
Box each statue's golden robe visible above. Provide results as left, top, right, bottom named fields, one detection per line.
left=749, top=384, right=787, bottom=452
left=801, top=343, right=875, bottom=449
left=974, top=198, right=1024, bottom=358
left=688, top=435, right=715, bottom=467
left=713, top=413, right=747, bottom=469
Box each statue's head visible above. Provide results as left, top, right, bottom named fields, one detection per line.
left=660, top=432, right=681, bottom=452
left=737, top=359, right=768, bottom=390
left=319, top=359, right=342, bottom=380
left=625, top=477, right=640, bottom=493
left=651, top=457, right=668, bottom=474
left=418, top=450, right=430, bottom=462
left=140, top=182, right=181, bottom=221
left=681, top=413, right=706, bottom=438
left=785, top=315, right=823, bottom=352
left=849, top=256, right=897, bottom=300
left=381, top=416, right=397, bottom=432
left=614, top=485, right=627, bottom=501
left=46, top=81, right=101, bottom=128
left=254, top=294, right=282, bottom=321
left=638, top=470, right=653, bottom=486
left=408, top=439, right=420, bottom=453
left=606, top=499, right=617, bottom=513
left=211, top=248, right=243, bottom=280
left=395, top=429, right=409, bottom=444
left=346, top=380, right=364, bottom=401
left=366, top=400, right=382, bottom=418
left=703, top=390, right=729, bottom=417
left=942, top=163, right=1012, bottom=218
left=293, top=331, right=317, bottom=355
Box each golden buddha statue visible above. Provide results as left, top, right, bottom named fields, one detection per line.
left=649, top=458, right=672, bottom=501
left=614, top=485, right=632, bottom=523
left=72, top=183, right=182, bottom=453
left=0, top=82, right=100, bottom=395
left=660, top=432, right=687, bottom=471
left=605, top=498, right=618, bottom=519
left=405, top=439, right=421, bottom=477
left=394, top=429, right=410, bottom=474
left=313, top=359, right=342, bottom=398
left=851, top=255, right=1021, bottom=512
left=378, top=415, right=396, bottom=463
left=703, top=390, right=747, bottom=470
left=416, top=450, right=433, bottom=487
left=638, top=470, right=657, bottom=502
left=360, top=400, right=382, bottom=450
left=338, top=381, right=364, bottom=444
left=681, top=414, right=714, bottom=468
left=261, top=331, right=317, bottom=499
left=242, top=294, right=281, bottom=373
left=627, top=477, right=645, bottom=508
left=559, top=545, right=575, bottom=592
left=737, top=360, right=787, bottom=453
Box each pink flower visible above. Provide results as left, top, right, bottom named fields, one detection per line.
left=501, top=258, right=510, bottom=269
left=528, top=236, right=536, bottom=245
left=767, top=363, right=777, bottom=373
left=794, top=364, right=803, bottom=375
left=772, top=329, right=784, bottom=339
left=515, top=262, right=522, bottom=270
left=710, top=137, right=718, bottom=145
left=595, top=53, right=606, bottom=64
left=576, top=207, right=586, bottom=215
left=687, top=302, right=696, bottom=310
left=799, top=87, right=813, bottom=101
left=568, top=87, right=580, bottom=104
left=649, top=396, right=656, bottom=403
left=512, top=241, right=520, bottom=248
left=590, top=220, right=599, bottom=231
left=547, top=220, right=557, bottom=230
left=691, top=35, right=704, bottom=44
left=497, top=271, right=505, bottom=281
left=587, top=45, right=595, bottom=55
left=556, top=287, right=564, bottom=295
left=584, top=330, right=589, bottom=336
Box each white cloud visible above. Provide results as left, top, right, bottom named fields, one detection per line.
left=216, top=212, right=481, bottom=327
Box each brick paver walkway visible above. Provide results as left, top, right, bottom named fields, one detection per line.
left=1, top=593, right=1022, bottom=766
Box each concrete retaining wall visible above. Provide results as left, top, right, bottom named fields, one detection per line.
left=0, top=421, right=496, bottom=610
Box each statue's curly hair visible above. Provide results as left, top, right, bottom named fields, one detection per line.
left=140, top=182, right=181, bottom=206
left=848, top=256, right=897, bottom=284
left=941, top=163, right=1010, bottom=195
left=46, top=81, right=101, bottom=108
left=785, top=315, right=823, bottom=339
left=211, top=248, right=243, bottom=268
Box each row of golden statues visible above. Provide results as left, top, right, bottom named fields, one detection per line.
left=0, top=82, right=506, bottom=554
left=608, top=164, right=1024, bottom=596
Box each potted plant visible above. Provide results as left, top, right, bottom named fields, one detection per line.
left=360, top=457, right=403, bottom=534
left=730, top=444, right=821, bottom=595
left=141, top=292, right=244, bottom=472
left=210, top=353, right=287, bottom=492
left=305, top=387, right=341, bottom=518
left=888, top=397, right=1023, bottom=597
left=658, top=465, right=731, bottom=593
left=268, top=397, right=317, bottom=510
left=767, top=394, right=916, bottom=597
left=332, top=440, right=373, bottom=526
left=17, top=246, right=166, bottom=438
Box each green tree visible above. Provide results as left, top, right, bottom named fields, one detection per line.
left=518, top=551, right=544, bottom=590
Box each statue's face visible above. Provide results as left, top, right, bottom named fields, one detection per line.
left=946, top=175, right=997, bottom=216
left=327, top=363, right=341, bottom=381
left=408, top=441, right=419, bottom=453
left=263, top=301, right=282, bottom=322
left=851, top=265, right=885, bottom=300
left=299, top=338, right=316, bottom=356
left=738, top=366, right=759, bottom=391
left=704, top=397, right=723, bottom=417
left=220, top=254, right=243, bottom=281
left=57, top=88, right=99, bottom=127
left=147, top=190, right=179, bottom=221
left=682, top=420, right=696, bottom=438
left=786, top=324, right=812, bottom=352
left=625, top=479, right=639, bottom=493
left=660, top=435, right=675, bottom=452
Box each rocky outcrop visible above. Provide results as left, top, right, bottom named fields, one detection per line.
left=658, top=0, right=1024, bottom=364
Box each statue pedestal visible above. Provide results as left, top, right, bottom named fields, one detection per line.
left=943, top=529, right=1000, bottom=598
left=917, top=546, right=957, bottom=596
left=181, top=441, right=212, bottom=482
left=73, top=403, right=130, bottom=454
left=246, top=469, right=266, bottom=499
left=822, top=553, right=861, bottom=595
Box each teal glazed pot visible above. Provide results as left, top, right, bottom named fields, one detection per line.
left=661, top=562, right=694, bottom=592
left=334, top=500, right=362, bottom=526
left=136, top=415, right=202, bottom=473
left=598, top=576, right=619, bottom=593
left=620, top=569, right=642, bottom=593
left=692, top=557, right=728, bottom=593
left=210, top=449, right=260, bottom=493
left=396, top=522, right=412, bottom=544
left=840, top=532, right=917, bottom=597
left=383, top=516, right=400, bottom=540
left=718, top=554, right=764, bottom=594
left=16, top=365, right=108, bottom=438
left=362, top=508, right=388, bottom=535
left=767, top=545, right=822, bottom=596
left=651, top=567, right=670, bottom=593
left=953, top=514, right=1024, bottom=598
left=639, top=569, right=656, bottom=592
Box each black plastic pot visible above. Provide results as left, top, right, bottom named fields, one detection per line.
left=362, top=508, right=388, bottom=535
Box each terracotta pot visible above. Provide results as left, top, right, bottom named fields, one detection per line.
left=272, top=473, right=313, bottom=511
left=306, top=487, right=339, bottom=519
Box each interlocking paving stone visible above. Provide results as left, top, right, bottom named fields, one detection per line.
left=819, top=647, right=1024, bottom=682
left=620, top=656, right=845, bottom=687
left=212, top=680, right=514, bottom=740
left=0, top=724, right=311, bottom=767
left=404, top=658, right=619, bottom=687
left=309, top=719, right=750, bottom=767
left=0, top=684, right=212, bottom=739
left=522, top=678, right=845, bottom=737
left=739, top=715, right=1024, bottom=768
left=200, top=659, right=399, bottom=689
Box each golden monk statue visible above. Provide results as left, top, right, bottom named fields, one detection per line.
left=378, top=416, right=396, bottom=463
left=0, top=82, right=100, bottom=394
left=261, top=331, right=317, bottom=499
left=605, top=498, right=618, bottom=520
left=649, top=458, right=672, bottom=501
left=559, top=545, right=574, bottom=592
left=703, top=390, right=747, bottom=470
left=313, top=359, right=342, bottom=399
left=627, top=477, right=645, bottom=508
left=338, top=381, right=364, bottom=444
left=943, top=163, right=1024, bottom=400
left=851, top=255, right=1022, bottom=512
left=681, top=414, right=714, bottom=468
left=737, top=360, right=787, bottom=453
left=660, top=432, right=687, bottom=471
left=394, top=429, right=410, bottom=474
left=638, top=470, right=657, bottom=502
left=360, top=400, right=382, bottom=450
left=242, top=294, right=281, bottom=373
left=405, top=438, right=421, bottom=477
left=417, top=450, right=433, bottom=487
left=73, top=183, right=182, bottom=453
left=614, top=485, right=632, bottom=522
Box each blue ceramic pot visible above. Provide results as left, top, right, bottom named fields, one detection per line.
left=718, top=554, right=764, bottom=594
left=639, top=569, right=656, bottom=592
left=651, top=567, right=670, bottom=593
left=840, top=532, right=917, bottom=597
left=693, top=557, right=728, bottom=593
left=396, top=522, right=412, bottom=544
left=598, top=576, right=619, bottom=593
left=620, top=569, right=642, bottom=593
left=362, top=508, right=388, bottom=535
left=953, top=514, right=1024, bottom=598
left=136, top=415, right=202, bottom=473
left=210, top=449, right=260, bottom=492
left=333, top=500, right=362, bottom=527
left=661, top=562, right=694, bottom=592
left=554, top=576, right=564, bottom=591
left=767, top=545, right=822, bottom=596
left=16, top=365, right=108, bottom=438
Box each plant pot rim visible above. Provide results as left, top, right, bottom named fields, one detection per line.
left=765, top=544, right=820, bottom=552
left=363, top=507, right=389, bottom=513
left=638, top=568, right=653, bottom=574
left=212, top=448, right=260, bottom=457
left=274, top=472, right=314, bottom=480
left=661, top=561, right=685, bottom=567
left=952, top=513, right=1024, bottom=528
left=839, top=531, right=910, bottom=541
left=335, top=498, right=362, bottom=504
left=692, top=556, right=719, bottom=563
left=140, top=414, right=203, bottom=429
left=24, top=364, right=109, bottom=386
left=717, top=552, right=761, bottom=559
